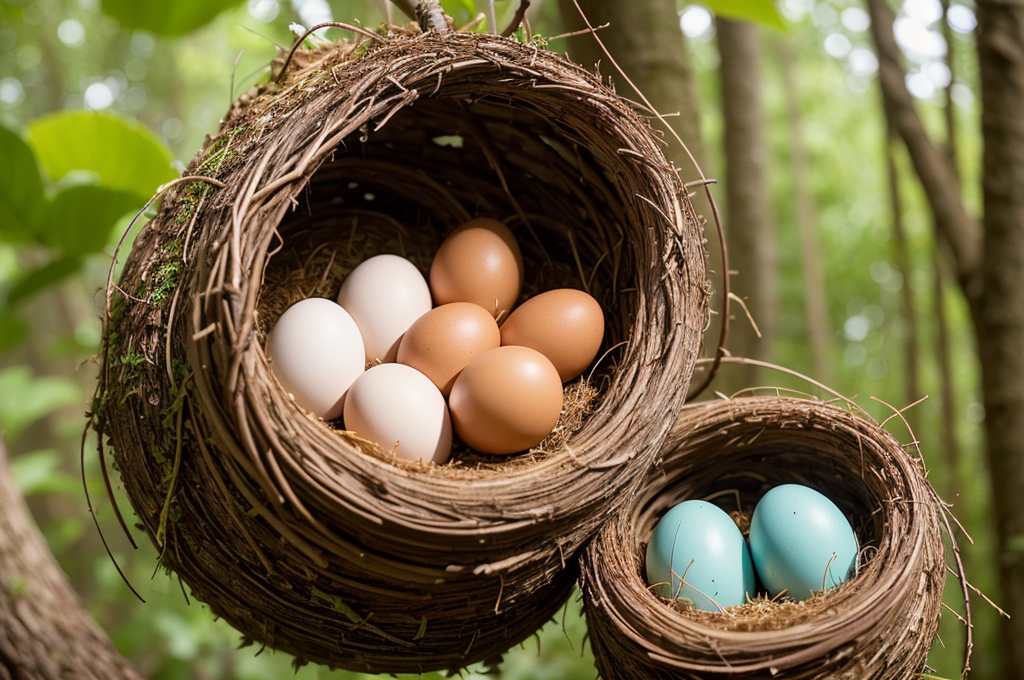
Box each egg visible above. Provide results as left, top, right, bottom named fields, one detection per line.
left=749, top=484, right=859, bottom=600
left=266, top=298, right=364, bottom=420
left=343, top=363, right=452, bottom=465
left=429, top=217, right=524, bottom=320
left=448, top=346, right=563, bottom=454
left=645, top=500, right=756, bottom=611
left=337, top=254, right=433, bottom=363
left=500, top=288, right=605, bottom=382
left=397, top=302, right=501, bottom=396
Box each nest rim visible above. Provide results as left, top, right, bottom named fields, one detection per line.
left=580, top=395, right=949, bottom=679
left=96, top=29, right=710, bottom=674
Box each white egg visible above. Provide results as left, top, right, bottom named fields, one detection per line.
left=343, top=363, right=452, bottom=465
left=337, top=254, right=432, bottom=363
left=266, top=298, right=364, bottom=420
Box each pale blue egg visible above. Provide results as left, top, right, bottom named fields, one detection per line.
left=749, top=484, right=859, bottom=600
left=645, top=500, right=756, bottom=612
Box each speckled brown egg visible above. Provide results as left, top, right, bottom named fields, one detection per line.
left=500, top=288, right=605, bottom=382
left=397, top=302, right=501, bottom=397
left=429, top=217, right=524, bottom=320
left=448, top=346, right=563, bottom=455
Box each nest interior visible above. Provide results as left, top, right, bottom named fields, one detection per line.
left=96, top=30, right=709, bottom=674
left=580, top=397, right=947, bottom=680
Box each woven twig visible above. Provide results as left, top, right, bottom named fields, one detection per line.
left=93, top=30, right=709, bottom=674
left=581, top=396, right=947, bottom=679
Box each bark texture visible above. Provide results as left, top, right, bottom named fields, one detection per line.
left=716, top=17, right=775, bottom=389
left=975, top=1, right=1024, bottom=675
left=780, top=39, right=832, bottom=386
left=557, top=0, right=707, bottom=171
left=885, top=129, right=921, bottom=409
left=0, top=442, right=143, bottom=680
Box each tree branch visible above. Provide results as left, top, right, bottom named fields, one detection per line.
left=865, top=0, right=983, bottom=303
left=0, top=441, right=143, bottom=680
left=389, top=0, right=416, bottom=21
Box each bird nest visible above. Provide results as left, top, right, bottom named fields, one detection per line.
left=92, top=27, right=709, bottom=674
left=580, top=396, right=947, bottom=679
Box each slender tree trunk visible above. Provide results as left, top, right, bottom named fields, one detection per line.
left=932, top=247, right=960, bottom=502
left=715, top=17, right=775, bottom=390
left=0, top=441, right=143, bottom=680
left=885, top=127, right=920, bottom=409
left=779, top=39, right=832, bottom=386
left=941, top=0, right=960, bottom=176
left=937, top=0, right=963, bottom=509
left=975, top=1, right=1024, bottom=676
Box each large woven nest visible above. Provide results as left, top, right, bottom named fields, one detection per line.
left=93, top=27, right=709, bottom=674
left=580, top=396, right=946, bottom=679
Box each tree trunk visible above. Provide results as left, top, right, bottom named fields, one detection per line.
left=885, top=128, right=921, bottom=410
left=556, top=0, right=707, bottom=171
left=555, top=0, right=727, bottom=395
left=866, top=0, right=982, bottom=301
left=937, top=0, right=962, bottom=510
left=975, top=1, right=1024, bottom=676
left=779, top=38, right=833, bottom=386
left=715, top=17, right=775, bottom=390
left=0, top=441, right=143, bottom=680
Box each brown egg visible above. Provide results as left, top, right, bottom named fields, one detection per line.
left=397, top=302, right=501, bottom=396
left=429, top=217, right=524, bottom=320
left=500, top=289, right=605, bottom=382
left=449, top=346, right=563, bottom=455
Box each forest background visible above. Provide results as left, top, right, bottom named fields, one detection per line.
left=0, top=0, right=1016, bottom=678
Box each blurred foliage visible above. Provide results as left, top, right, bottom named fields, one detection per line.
left=0, top=0, right=1002, bottom=678
left=99, top=0, right=249, bottom=37
left=701, top=0, right=786, bottom=29
left=27, top=110, right=176, bottom=199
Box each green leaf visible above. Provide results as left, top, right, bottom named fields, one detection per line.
left=6, top=256, right=84, bottom=308
left=701, top=0, right=786, bottom=30
left=11, top=449, right=82, bottom=497
left=0, top=313, right=29, bottom=354
left=0, top=124, right=45, bottom=239
left=99, top=0, right=247, bottom=37
left=0, top=366, right=81, bottom=439
left=441, top=0, right=477, bottom=26
left=26, top=111, right=176, bottom=201
left=43, top=184, right=140, bottom=255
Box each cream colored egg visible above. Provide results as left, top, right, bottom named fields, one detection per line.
left=267, top=298, right=365, bottom=420
left=337, top=254, right=433, bottom=363
left=344, top=363, right=452, bottom=465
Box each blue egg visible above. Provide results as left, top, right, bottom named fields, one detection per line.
left=749, top=484, right=859, bottom=601
left=645, top=500, right=756, bottom=612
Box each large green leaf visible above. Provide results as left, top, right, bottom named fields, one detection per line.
left=0, top=124, right=45, bottom=239
left=99, top=0, right=247, bottom=37
left=701, top=0, right=786, bottom=30
left=27, top=111, right=176, bottom=201
left=43, top=184, right=140, bottom=255
left=0, top=366, right=81, bottom=440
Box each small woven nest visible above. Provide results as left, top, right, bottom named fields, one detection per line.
left=580, top=396, right=946, bottom=679
left=93, top=28, right=709, bottom=674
